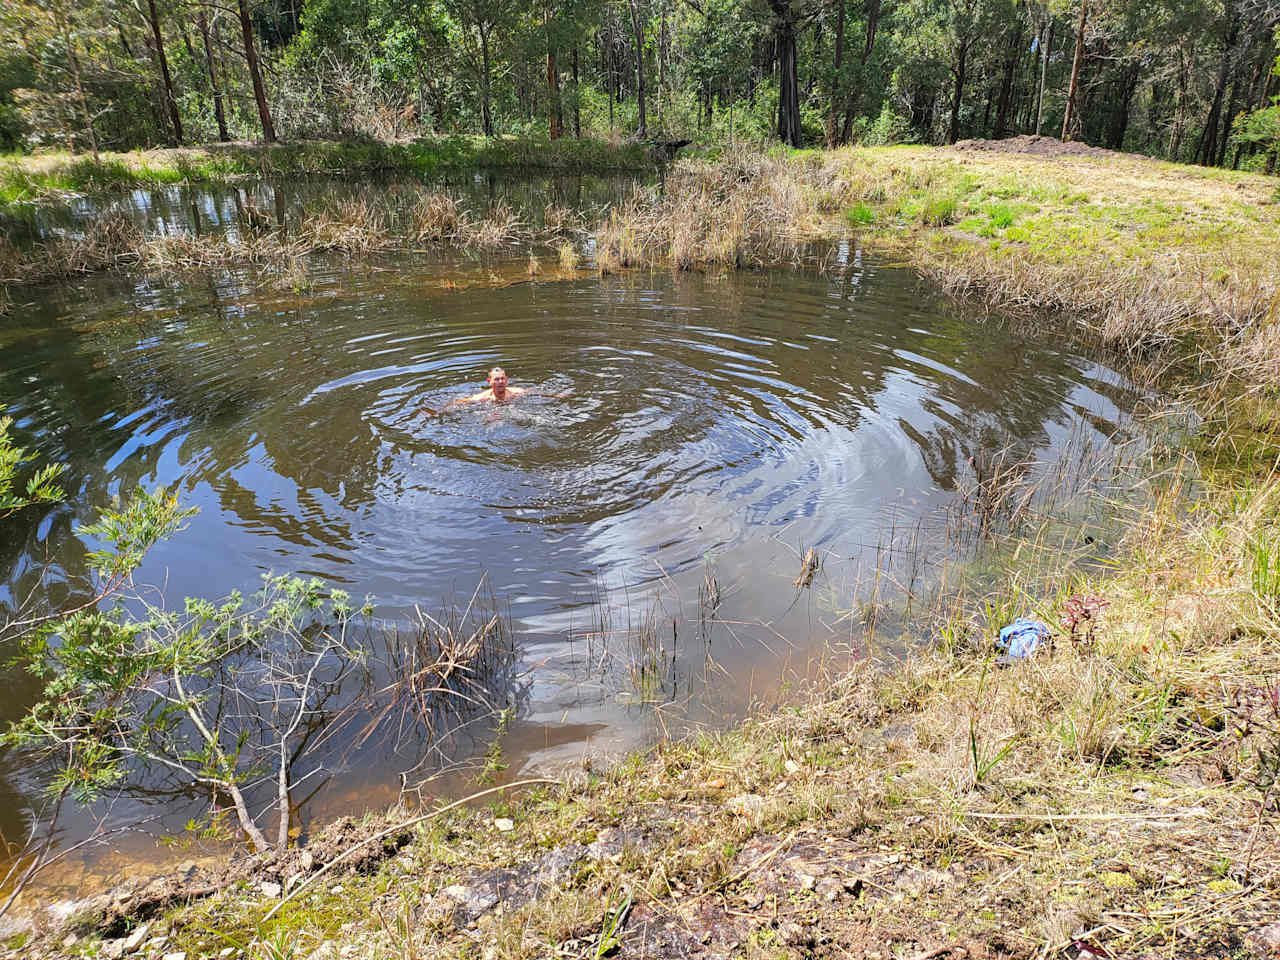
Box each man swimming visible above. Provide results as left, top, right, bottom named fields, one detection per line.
left=459, top=367, right=527, bottom=404
left=428, top=366, right=559, bottom=418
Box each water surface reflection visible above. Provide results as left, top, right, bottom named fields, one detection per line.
left=0, top=249, right=1140, bottom=895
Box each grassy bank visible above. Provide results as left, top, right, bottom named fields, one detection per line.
left=0, top=137, right=651, bottom=208
left=9, top=146, right=1280, bottom=959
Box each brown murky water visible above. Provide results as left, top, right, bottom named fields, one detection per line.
left=0, top=179, right=1145, bottom=903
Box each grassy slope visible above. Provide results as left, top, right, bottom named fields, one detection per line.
left=15, top=147, right=1280, bottom=960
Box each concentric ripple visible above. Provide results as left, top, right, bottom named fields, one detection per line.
left=1, top=259, right=1137, bottom=620
left=0, top=250, right=1143, bottom=873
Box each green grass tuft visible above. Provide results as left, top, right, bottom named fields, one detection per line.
left=845, top=201, right=876, bottom=225
left=919, top=192, right=959, bottom=226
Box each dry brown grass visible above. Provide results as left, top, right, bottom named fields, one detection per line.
left=597, top=151, right=838, bottom=272
left=407, top=191, right=463, bottom=242
left=0, top=211, right=143, bottom=283
left=0, top=186, right=577, bottom=289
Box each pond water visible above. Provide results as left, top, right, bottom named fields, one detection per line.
left=0, top=179, right=1144, bottom=902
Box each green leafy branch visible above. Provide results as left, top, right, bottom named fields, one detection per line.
left=0, top=410, right=66, bottom=520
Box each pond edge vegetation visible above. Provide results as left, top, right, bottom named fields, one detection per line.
left=0, top=137, right=653, bottom=213
left=3, top=143, right=1280, bottom=958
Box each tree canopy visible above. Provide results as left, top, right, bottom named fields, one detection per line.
left=1, top=0, right=1277, bottom=168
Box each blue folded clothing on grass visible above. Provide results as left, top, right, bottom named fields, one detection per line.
left=996, top=617, right=1052, bottom=663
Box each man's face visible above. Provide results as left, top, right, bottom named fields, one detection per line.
left=488, top=369, right=509, bottom=395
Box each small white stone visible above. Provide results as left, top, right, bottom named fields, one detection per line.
left=329, top=884, right=344, bottom=894
left=257, top=880, right=282, bottom=899
left=122, top=923, right=150, bottom=952
left=494, top=818, right=514, bottom=833
left=162, top=952, right=187, bottom=960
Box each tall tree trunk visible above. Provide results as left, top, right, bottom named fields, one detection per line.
left=198, top=13, right=229, bottom=142
left=948, top=38, right=969, bottom=144
left=1035, top=16, right=1053, bottom=135
left=658, top=1, right=668, bottom=125
left=572, top=47, right=581, bottom=137
left=839, top=0, right=881, bottom=142
left=825, top=0, right=846, bottom=147
left=144, top=0, right=183, bottom=144
left=772, top=1, right=802, bottom=146
left=480, top=25, right=494, bottom=135
left=55, top=4, right=99, bottom=159
left=1170, top=43, right=1191, bottom=158
left=993, top=11, right=1025, bottom=138
left=628, top=0, right=648, bottom=137
left=1061, top=0, right=1088, bottom=140
left=1216, top=77, right=1240, bottom=167
left=548, top=50, right=561, bottom=139
left=1194, top=24, right=1235, bottom=165
left=237, top=0, right=277, bottom=141
left=1106, top=63, right=1139, bottom=149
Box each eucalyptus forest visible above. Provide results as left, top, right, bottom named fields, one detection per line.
left=2, top=0, right=1278, bottom=168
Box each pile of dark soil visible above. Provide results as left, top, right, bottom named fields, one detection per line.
left=951, top=134, right=1126, bottom=161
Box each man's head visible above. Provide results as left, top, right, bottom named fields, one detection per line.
left=488, top=367, right=509, bottom=397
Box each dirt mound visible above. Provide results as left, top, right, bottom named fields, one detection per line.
left=952, top=134, right=1124, bottom=160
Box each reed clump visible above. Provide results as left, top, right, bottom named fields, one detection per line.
left=303, top=196, right=395, bottom=251
left=408, top=191, right=463, bottom=242
left=557, top=241, right=579, bottom=271
left=597, top=150, right=838, bottom=271
left=0, top=186, right=572, bottom=287
left=0, top=210, right=142, bottom=283
left=458, top=201, right=522, bottom=249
